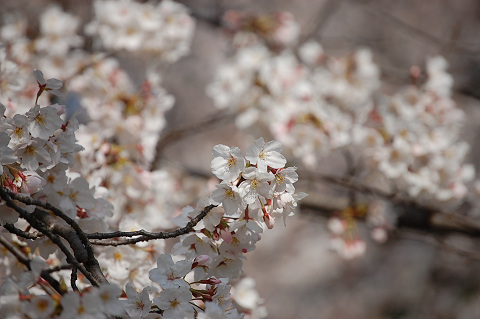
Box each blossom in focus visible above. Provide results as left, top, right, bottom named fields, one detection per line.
left=245, top=137, right=286, bottom=172
left=211, top=144, right=246, bottom=182
left=33, top=70, right=63, bottom=97
left=149, top=253, right=192, bottom=289
left=238, top=167, right=274, bottom=204
left=211, top=182, right=244, bottom=217
left=152, top=287, right=194, bottom=319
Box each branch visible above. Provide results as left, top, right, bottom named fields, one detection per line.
left=88, top=204, right=216, bottom=246
left=299, top=0, right=342, bottom=44
left=3, top=223, right=41, bottom=239
left=299, top=171, right=480, bottom=237
left=349, top=0, right=480, bottom=56
left=394, top=229, right=480, bottom=262
left=0, top=234, right=66, bottom=295
left=0, top=233, right=30, bottom=266
left=151, top=110, right=236, bottom=170
left=0, top=187, right=107, bottom=286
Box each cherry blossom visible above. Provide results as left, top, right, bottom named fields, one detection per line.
left=238, top=167, right=274, bottom=205
left=211, top=183, right=244, bottom=217
left=152, top=287, right=194, bottom=319
left=0, top=132, right=16, bottom=174
left=149, top=253, right=192, bottom=289
left=245, top=137, right=287, bottom=172
left=211, top=144, right=246, bottom=182
left=122, top=283, right=152, bottom=319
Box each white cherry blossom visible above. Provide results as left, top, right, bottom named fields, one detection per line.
left=149, top=253, right=192, bottom=289
left=238, top=167, right=274, bottom=204
left=122, top=283, right=152, bottom=319
left=211, top=144, right=246, bottom=182
left=152, top=287, right=194, bottom=319
left=245, top=137, right=286, bottom=172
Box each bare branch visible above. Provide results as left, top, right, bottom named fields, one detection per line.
left=0, top=233, right=66, bottom=295
left=88, top=204, right=216, bottom=246
left=299, top=0, right=342, bottom=44
left=42, top=264, right=73, bottom=274
left=3, top=223, right=41, bottom=240
left=71, top=266, right=79, bottom=291
left=0, top=233, right=30, bottom=266
left=394, top=230, right=480, bottom=262
left=151, top=110, right=236, bottom=170
left=299, top=171, right=480, bottom=237
left=349, top=0, right=480, bottom=56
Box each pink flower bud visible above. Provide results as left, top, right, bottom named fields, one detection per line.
left=263, top=212, right=275, bottom=229
left=194, top=255, right=210, bottom=266
left=220, top=229, right=233, bottom=243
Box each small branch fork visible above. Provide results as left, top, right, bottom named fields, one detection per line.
left=0, top=186, right=214, bottom=293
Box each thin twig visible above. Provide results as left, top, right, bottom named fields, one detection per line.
left=151, top=110, right=236, bottom=170
left=394, top=229, right=480, bottom=262
left=349, top=0, right=480, bottom=56
left=0, top=233, right=66, bottom=294
left=3, top=223, right=41, bottom=239
left=0, top=233, right=31, bottom=267
left=88, top=204, right=216, bottom=246
left=43, top=264, right=73, bottom=274
left=299, top=171, right=480, bottom=236
left=299, top=0, right=342, bottom=44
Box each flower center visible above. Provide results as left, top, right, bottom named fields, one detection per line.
left=170, top=299, right=180, bottom=308
left=224, top=189, right=235, bottom=200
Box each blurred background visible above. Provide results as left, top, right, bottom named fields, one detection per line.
left=3, top=0, right=480, bottom=318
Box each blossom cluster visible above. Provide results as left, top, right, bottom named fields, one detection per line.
left=1, top=10, right=208, bottom=318
left=0, top=71, right=108, bottom=222
left=0, top=2, right=308, bottom=317
left=209, top=12, right=474, bottom=204
left=0, top=71, right=123, bottom=317
left=0, top=97, right=304, bottom=317
left=140, top=138, right=306, bottom=318
left=0, top=0, right=193, bottom=229
left=0, top=2, right=191, bottom=295
left=86, top=0, right=194, bottom=62
left=207, top=11, right=476, bottom=257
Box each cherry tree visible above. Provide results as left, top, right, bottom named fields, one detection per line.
left=0, top=0, right=479, bottom=318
